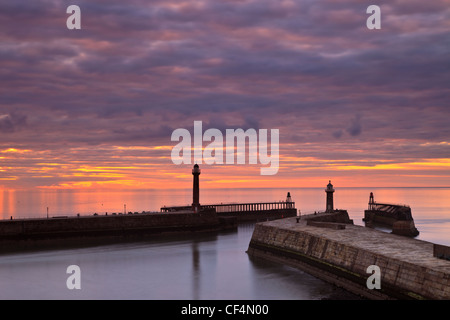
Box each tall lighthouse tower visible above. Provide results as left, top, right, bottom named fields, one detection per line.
left=325, top=180, right=335, bottom=213
left=192, top=164, right=201, bottom=212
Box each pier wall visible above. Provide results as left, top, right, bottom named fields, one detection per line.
left=217, top=208, right=297, bottom=222
left=434, top=244, right=450, bottom=261
left=247, top=218, right=450, bottom=300
left=161, top=205, right=297, bottom=222
left=0, top=211, right=229, bottom=242
left=364, top=209, right=419, bottom=237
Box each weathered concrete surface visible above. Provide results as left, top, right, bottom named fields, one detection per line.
left=434, top=244, right=450, bottom=261
left=247, top=216, right=450, bottom=300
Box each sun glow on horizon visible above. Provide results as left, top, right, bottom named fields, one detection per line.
left=0, top=140, right=449, bottom=191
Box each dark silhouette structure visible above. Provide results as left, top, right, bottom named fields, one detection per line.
left=286, top=192, right=292, bottom=204
left=363, top=192, right=419, bottom=237
left=192, top=164, right=201, bottom=212
left=325, top=180, right=335, bottom=213
left=162, top=165, right=296, bottom=221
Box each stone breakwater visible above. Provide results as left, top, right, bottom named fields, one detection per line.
left=0, top=210, right=235, bottom=243
left=247, top=215, right=450, bottom=300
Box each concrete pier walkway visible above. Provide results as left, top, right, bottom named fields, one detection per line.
left=247, top=215, right=450, bottom=299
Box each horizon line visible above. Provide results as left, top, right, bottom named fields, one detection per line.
left=2, top=186, right=450, bottom=192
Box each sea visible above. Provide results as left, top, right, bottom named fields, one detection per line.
left=0, top=187, right=449, bottom=300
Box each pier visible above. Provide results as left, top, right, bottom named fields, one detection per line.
left=162, top=200, right=297, bottom=221
left=161, top=165, right=297, bottom=221
left=161, top=201, right=295, bottom=213
left=247, top=214, right=450, bottom=299
left=202, top=201, right=295, bottom=213
left=0, top=209, right=236, bottom=245
left=247, top=181, right=450, bottom=299
left=364, top=192, right=419, bottom=237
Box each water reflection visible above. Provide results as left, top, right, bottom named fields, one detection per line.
left=0, top=188, right=449, bottom=299
left=4, top=187, right=450, bottom=219
left=192, top=240, right=200, bottom=300
left=247, top=256, right=360, bottom=300
left=1, top=190, right=12, bottom=220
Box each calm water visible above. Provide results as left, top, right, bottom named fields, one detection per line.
left=0, top=187, right=449, bottom=299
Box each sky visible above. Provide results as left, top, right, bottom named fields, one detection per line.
left=0, top=0, right=449, bottom=190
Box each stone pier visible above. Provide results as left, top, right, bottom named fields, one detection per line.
left=247, top=214, right=450, bottom=300
left=0, top=210, right=234, bottom=244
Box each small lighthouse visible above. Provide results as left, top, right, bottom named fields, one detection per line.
left=325, top=180, right=335, bottom=213
left=192, top=164, right=201, bottom=212
left=369, top=192, right=375, bottom=210
left=286, top=192, right=293, bottom=208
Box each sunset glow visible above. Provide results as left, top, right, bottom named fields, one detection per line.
left=0, top=0, right=449, bottom=191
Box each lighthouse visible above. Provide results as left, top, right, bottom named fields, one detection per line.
left=192, top=164, right=201, bottom=212
left=286, top=192, right=293, bottom=208
left=368, top=192, right=375, bottom=210
left=325, top=180, right=335, bottom=213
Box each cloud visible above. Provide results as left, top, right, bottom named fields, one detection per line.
left=346, top=115, right=362, bottom=137
left=0, top=0, right=449, bottom=188
left=0, top=113, right=27, bottom=133
left=332, top=130, right=343, bottom=139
